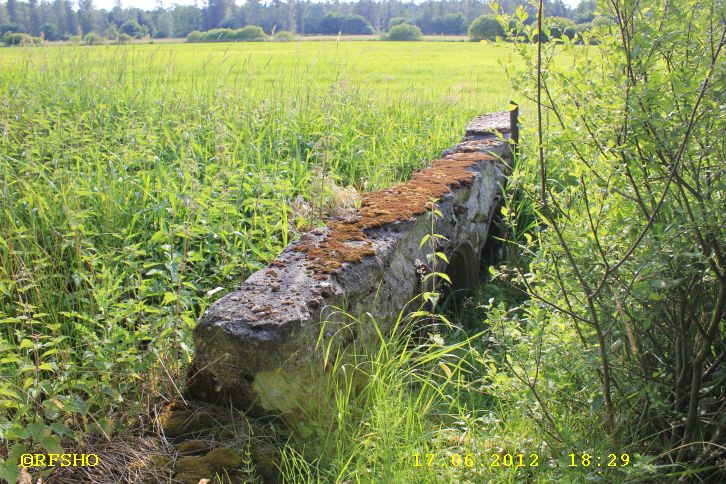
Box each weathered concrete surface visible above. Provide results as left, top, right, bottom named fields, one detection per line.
left=186, top=112, right=515, bottom=415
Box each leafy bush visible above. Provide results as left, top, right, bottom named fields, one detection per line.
left=186, top=30, right=204, bottom=42
left=186, top=27, right=268, bottom=43
left=468, top=14, right=504, bottom=41
left=381, top=24, right=423, bottom=41
left=273, top=30, right=296, bottom=42
left=2, top=32, right=42, bottom=46
left=117, top=33, right=132, bottom=44
left=231, top=26, right=268, bottom=41
left=83, top=32, right=104, bottom=45
left=203, top=28, right=234, bottom=42
left=499, top=0, right=726, bottom=475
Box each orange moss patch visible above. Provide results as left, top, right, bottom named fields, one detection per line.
left=294, top=152, right=494, bottom=275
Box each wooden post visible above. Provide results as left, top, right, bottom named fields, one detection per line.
left=509, top=101, right=519, bottom=168
left=509, top=100, right=519, bottom=145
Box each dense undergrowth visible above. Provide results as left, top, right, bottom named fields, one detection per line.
left=0, top=46, right=493, bottom=482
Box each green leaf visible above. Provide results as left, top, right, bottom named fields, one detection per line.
left=418, top=234, right=431, bottom=249
left=408, top=311, right=432, bottom=319
left=25, top=421, right=44, bottom=442
left=41, top=435, right=63, bottom=454
left=591, top=395, right=603, bottom=413
left=18, top=339, right=34, bottom=350
left=67, top=396, right=88, bottom=416
left=0, top=458, right=20, bottom=484
left=50, top=423, right=72, bottom=437
left=161, top=292, right=178, bottom=305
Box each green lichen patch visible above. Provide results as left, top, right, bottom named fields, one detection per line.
left=158, top=400, right=282, bottom=482
left=160, top=403, right=215, bottom=440
left=174, top=447, right=244, bottom=484
left=176, top=439, right=210, bottom=455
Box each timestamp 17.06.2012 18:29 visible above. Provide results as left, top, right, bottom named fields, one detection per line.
left=411, top=452, right=631, bottom=469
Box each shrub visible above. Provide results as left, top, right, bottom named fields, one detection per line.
left=231, top=26, right=268, bottom=41
left=203, top=28, right=233, bottom=42
left=273, top=30, right=296, bottom=42
left=3, top=32, right=42, bottom=46
left=186, top=27, right=268, bottom=43
left=468, top=14, right=504, bottom=41
left=186, top=30, right=204, bottom=43
left=83, top=32, right=104, bottom=45
left=117, top=33, right=133, bottom=44
left=500, top=0, right=726, bottom=474
left=381, top=24, right=423, bottom=41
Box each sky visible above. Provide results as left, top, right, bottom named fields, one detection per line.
left=92, top=0, right=582, bottom=12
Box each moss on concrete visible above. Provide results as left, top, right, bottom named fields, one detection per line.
left=295, top=152, right=495, bottom=275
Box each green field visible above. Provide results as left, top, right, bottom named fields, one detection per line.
left=0, top=41, right=519, bottom=482
left=1, top=41, right=514, bottom=97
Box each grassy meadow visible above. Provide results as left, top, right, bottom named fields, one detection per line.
left=3, top=23, right=719, bottom=481
left=0, top=41, right=529, bottom=482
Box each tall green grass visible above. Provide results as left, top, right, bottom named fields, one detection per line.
left=0, top=42, right=509, bottom=481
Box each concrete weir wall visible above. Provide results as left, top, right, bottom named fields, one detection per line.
left=186, top=111, right=516, bottom=416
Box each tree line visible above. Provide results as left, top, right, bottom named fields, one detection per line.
left=0, top=0, right=596, bottom=40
